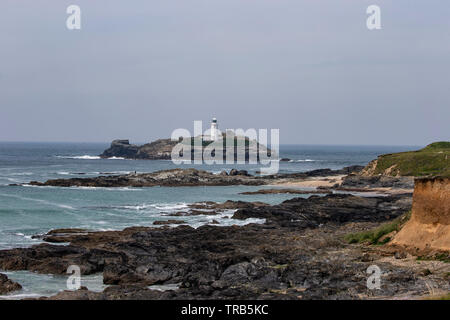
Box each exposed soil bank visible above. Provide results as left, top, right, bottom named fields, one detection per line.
left=392, top=177, right=450, bottom=252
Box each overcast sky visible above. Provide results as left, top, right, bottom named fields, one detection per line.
left=0, top=0, right=449, bottom=144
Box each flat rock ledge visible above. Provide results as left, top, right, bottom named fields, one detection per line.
left=23, top=166, right=365, bottom=188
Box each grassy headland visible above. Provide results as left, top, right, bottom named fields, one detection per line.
left=364, top=141, right=450, bottom=177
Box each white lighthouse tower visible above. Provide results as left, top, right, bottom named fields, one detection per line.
left=210, top=118, right=219, bottom=141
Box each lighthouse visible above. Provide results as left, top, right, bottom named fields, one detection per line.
left=210, top=118, right=219, bottom=141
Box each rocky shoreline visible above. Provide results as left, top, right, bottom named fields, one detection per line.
left=20, top=166, right=417, bottom=199
left=3, top=161, right=448, bottom=300
left=23, top=166, right=368, bottom=188
left=2, top=191, right=448, bottom=300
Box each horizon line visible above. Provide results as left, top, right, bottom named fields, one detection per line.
left=0, top=140, right=426, bottom=148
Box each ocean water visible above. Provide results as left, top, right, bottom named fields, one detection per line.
left=0, top=142, right=419, bottom=298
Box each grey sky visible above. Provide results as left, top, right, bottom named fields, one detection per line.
left=0, top=0, right=449, bottom=144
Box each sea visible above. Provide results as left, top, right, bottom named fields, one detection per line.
left=0, top=142, right=420, bottom=298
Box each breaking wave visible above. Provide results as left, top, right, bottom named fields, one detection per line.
left=55, top=155, right=101, bottom=160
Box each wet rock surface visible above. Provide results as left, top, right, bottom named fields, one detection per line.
left=0, top=273, right=22, bottom=295
left=153, top=220, right=187, bottom=225
left=162, top=200, right=268, bottom=217
left=232, top=194, right=412, bottom=227
left=2, top=193, right=443, bottom=300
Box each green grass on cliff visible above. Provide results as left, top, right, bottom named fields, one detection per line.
left=417, top=253, right=450, bottom=264
left=344, top=211, right=411, bottom=245
left=425, top=292, right=450, bottom=300
left=371, top=141, right=450, bottom=177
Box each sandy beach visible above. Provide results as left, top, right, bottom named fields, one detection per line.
left=269, top=175, right=414, bottom=195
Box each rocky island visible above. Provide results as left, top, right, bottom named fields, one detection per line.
left=100, top=139, right=176, bottom=160
left=100, top=136, right=272, bottom=162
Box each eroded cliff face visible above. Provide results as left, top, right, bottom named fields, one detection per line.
left=392, top=177, right=450, bottom=252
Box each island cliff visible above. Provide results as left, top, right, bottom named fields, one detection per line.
left=100, top=139, right=176, bottom=160
left=100, top=136, right=271, bottom=162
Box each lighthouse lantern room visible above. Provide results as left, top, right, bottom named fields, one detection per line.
left=210, top=118, right=219, bottom=141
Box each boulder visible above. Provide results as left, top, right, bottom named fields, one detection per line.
left=0, top=273, right=22, bottom=295
left=153, top=220, right=187, bottom=225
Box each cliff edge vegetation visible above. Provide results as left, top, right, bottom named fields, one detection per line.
left=362, top=141, right=450, bottom=177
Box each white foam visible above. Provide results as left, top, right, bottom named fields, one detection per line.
left=118, top=204, right=153, bottom=210
left=55, top=155, right=101, bottom=160
left=22, top=184, right=57, bottom=189
left=58, top=204, right=75, bottom=209
left=0, top=293, right=42, bottom=300
left=10, top=172, right=33, bottom=176
left=148, top=283, right=181, bottom=291
left=12, top=233, right=36, bottom=241
left=154, top=203, right=189, bottom=210
left=115, top=202, right=189, bottom=211
left=69, top=186, right=141, bottom=191
left=102, top=171, right=131, bottom=175
left=0, top=193, right=75, bottom=210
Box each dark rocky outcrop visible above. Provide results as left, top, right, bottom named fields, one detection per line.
left=165, top=200, right=268, bottom=217
left=100, top=139, right=178, bottom=160
left=266, top=165, right=365, bottom=180
left=100, top=140, right=141, bottom=158
left=341, top=174, right=414, bottom=189
left=27, top=169, right=266, bottom=188
left=0, top=273, right=22, bottom=295
left=232, top=193, right=412, bottom=228
left=229, top=169, right=250, bottom=176
left=100, top=137, right=271, bottom=161
left=24, top=166, right=364, bottom=188
left=153, top=220, right=187, bottom=225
